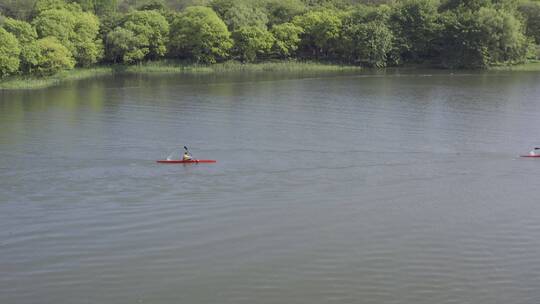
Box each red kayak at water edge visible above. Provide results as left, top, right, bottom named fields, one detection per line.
left=522, top=147, right=540, bottom=157
left=156, top=159, right=217, bottom=164
left=157, top=146, right=216, bottom=163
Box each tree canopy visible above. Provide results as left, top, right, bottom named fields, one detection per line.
left=210, top=0, right=269, bottom=31
left=1, top=17, right=40, bottom=73
left=168, top=6, right=232, bottom=63
left=122, top=10, right=169, bottom=59
left=1, top=0, right=539, bottom=78
left=232, top=26, right=275, bottom=62
left=293, top=9, right=343, bottom=58
left=35, top=36, right=75, bottom=75
left=32, top=4, right=103, bottom=66
left=518, top=1, right=540, bottom=44
left=0, top=27, right=21, bottom=77
left=265, top=0, right=306, bottom=25
left=390, top=0, right=440, bottom=61
left=271, top=22, right=304, bottom=58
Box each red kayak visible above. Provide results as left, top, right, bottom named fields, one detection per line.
left=157, top=159, right=217, bottom=164
left=520, top=155, right=540, bottom=158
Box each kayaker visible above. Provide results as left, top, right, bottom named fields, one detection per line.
left=183, top=146, right=193, bottom=161
left=529, top=147, right=540, bottom=156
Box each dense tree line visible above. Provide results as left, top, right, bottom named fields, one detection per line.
left=1, top=0, right=539, bottom=77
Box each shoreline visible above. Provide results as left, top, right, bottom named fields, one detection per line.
left=1, top=60, right=539, bottom=91
left=0, top=61, right=361, bottom=90
left=489, top=61, right=540, bottom=71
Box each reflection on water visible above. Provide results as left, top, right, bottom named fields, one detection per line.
left=1, top=70, right=540, bottom=304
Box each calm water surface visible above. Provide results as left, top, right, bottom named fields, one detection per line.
left=1, top=70, right=540, bottom=304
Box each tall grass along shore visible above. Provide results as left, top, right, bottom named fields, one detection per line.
left=0, top=67, right=114, bottom=90
left=0, top=61, right=361, bottom=90
left=489, top=61, right=540, bottom=72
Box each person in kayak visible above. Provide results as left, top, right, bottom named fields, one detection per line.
left=529, top=147, right=540, bottom=156
left=183, top=146, right=193, bottom=161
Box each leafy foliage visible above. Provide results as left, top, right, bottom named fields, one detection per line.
left=0, top=0, right=36, bottom=20
left=1, top=17, right=40, bottom=73
left=0, top=27, right=21, bottom=77
left=103, top=9, right=169, bottom=63
left=72, top=11, right=104, bottom=66
left=438, top=7, right=531, bottom=67
left=232, top=26, right=275, bottom=62
left=35, top=36, right=75, bottom=75
left=210, top=0, right=268, bottom=31
left=0, top=0, right=538, bottom=79
left=518, top=1, right=540, bottom=44
left=293, top=9, right=343, bottom=58
left=70, top=0, right=119, bottom=16
left=265, top=0, right=306, bottom=25
left=341, top=20, right=394, bottom=67
left=271, top=22, right=304, bottom=58
left=106, top=26, right=142, bottom=63
left=2, top=16, right=37, bottom=43
left=339, top=5, right=395, bottom=66
left=33, top=8, right=76, bottom=45
left=168, top=6, right=232, bottom=63
left=33, top=0, right=70, bottom=14
left=122, top=10, right=169, bottom=59
left=390, top=0, right=441, bottom=61
left=33, top=6, right=103, bottom=66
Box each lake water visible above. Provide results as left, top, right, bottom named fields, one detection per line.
left=1, top=70, right=540, bottom=304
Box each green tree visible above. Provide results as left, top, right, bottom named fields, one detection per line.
left=210, top=0, right=268, bottom=30
left=438, top=7, right=531, bottom=67
left=94, top=0, right=118, bottom=16
left=122, top=10, right=169, bottom=59
left=439, top=0, right=491, bottom=11
left=265, top=0, right=306, bottom=25
left=339, top=4, right=396, bottom=66
left=1, top=17, right=40, bottom=73
left=232, top=26, right=275, bottom=62
left=104, top=9, right=170, bottom=64
left=33, top=7, right=104, bottom=66
left=105, top=26, right=143, bottom=63
left=72, top=11, right=104, bottom=66
left=1, top=17, right=37, bottom=43
left=292, top=9, right=342, bottom=58
left=344, top=3, right=392, bottom=24
left=271, top=22, right=303, bottom=58
left=137, top=0, right=167, bottom=11
left=209, top=0, right=236, bottom=17
left=518, top=1, right=540, bottom=44
left=99, top=11, right=123, bottom=37
left=33, top=0, right=68, bottom=14
left=71, top=0, right=95, bottom=11
left=438, top=10, right=486, bottom=67
left=390, top=0, right=440, bottom=61
left=440, top=0, right=518, bottom=11
left=0, top=0, right=36, bottom=20
left=34, top=36, right=75, bottom=75
left=71, top=0, right=118, bottom=14
left=302, top=0, right=353, bottom=9
left=340, top=21, right=394, bottom=67
left=0, top=27, right=21, bottom=77
left=33, top=8, right=76, bottom=45
left=476, top=6, right=531, bottom=63
left=168, top=6, right=232, bottom=63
